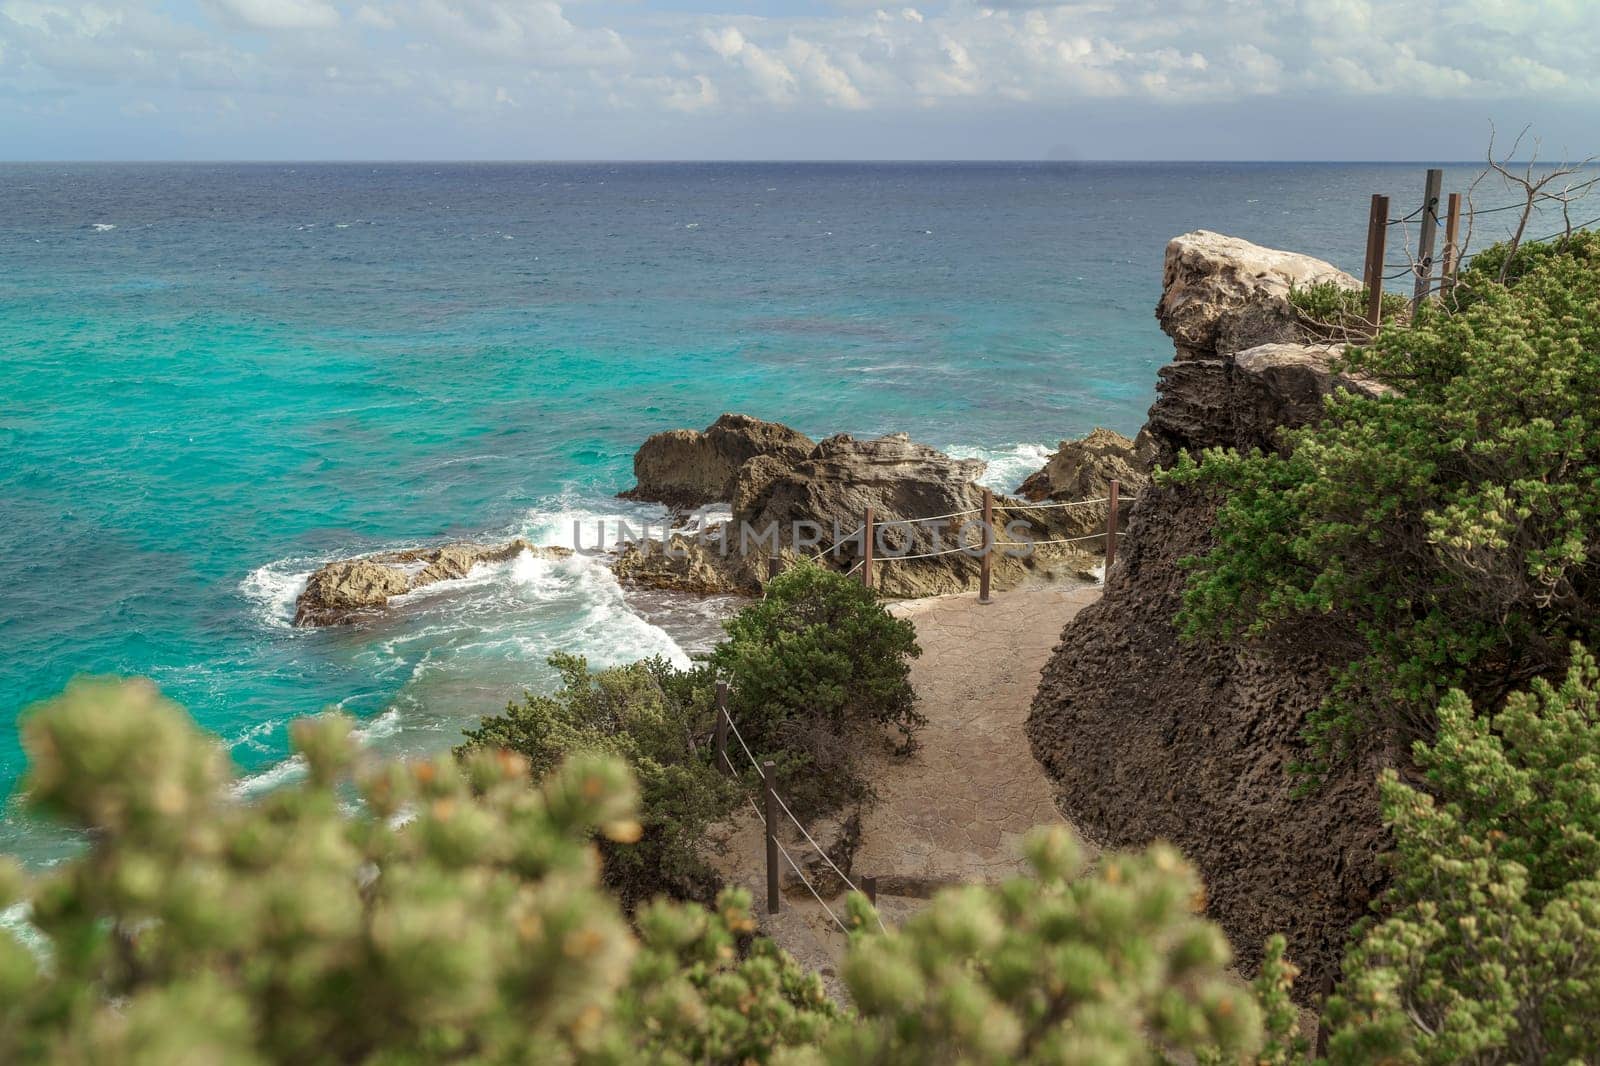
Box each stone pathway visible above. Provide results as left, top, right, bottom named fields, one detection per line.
left=704, top=581, right=1103, bottom=990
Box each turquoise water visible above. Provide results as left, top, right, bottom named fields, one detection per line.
left=0, top=161, right=1540, bottom=859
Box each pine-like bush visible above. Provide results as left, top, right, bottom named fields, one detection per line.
left=710, top=562, right=923, bottom=816
left=1169, top=235, right=1600, bottom=764
left=458, top=652, right=736, bottom=909
left=0, top=677, right=833, bottom=1064
left=787, top=825, right=1301, bottom=1066
left=1322, top=644, right=1600, bottom=1063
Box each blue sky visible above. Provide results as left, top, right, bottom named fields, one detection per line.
left=1, top=0, right=1597, bottom=160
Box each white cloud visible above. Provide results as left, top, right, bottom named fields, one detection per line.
left=208, top=0, right=340, bottom=31
left=0, top=0, right=1597, bottom=137
left=355, top=5, right=396, bottom=30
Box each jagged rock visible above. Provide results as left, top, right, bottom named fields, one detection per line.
left=780, top=808, right=862, bottom=900
left=1027, top=232, right=1392, bottom=1000
left=1157, top=231, right=1358, bottom=361
left=613, top=428, right=1100, bottom=599
left=1015, top=427, right=1158, bottom=538
left=1143, top=341, right=1391, bottom=466
left=293, top=539, right=571, bottom=626
left=611, top=533, right=759, bottom=596
left=620, top=413, right=815, bottom=511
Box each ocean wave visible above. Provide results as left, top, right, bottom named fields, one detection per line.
left=90, top=223, right=116, bottom=232
left=942, top=441, right=1053, bottom=495
left=239, top=558, right=316, bottom=628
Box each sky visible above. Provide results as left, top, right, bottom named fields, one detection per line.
left=1, top=0, right=1597, bottom=160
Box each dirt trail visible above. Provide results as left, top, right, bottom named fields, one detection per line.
left=704, top=582, right=1102, bottom=986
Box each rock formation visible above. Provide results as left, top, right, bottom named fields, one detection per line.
left=1157, top=230, right=1359, bottom=360
left=611, top=428, right=1100, bottom=599
left=294, top=539, right=572, bottom=626
left=619, top=413, right=815, bottom=511
left=1015, top=427, right=1158, bottom=538
left=1026, top=233, right=1390, bottom=998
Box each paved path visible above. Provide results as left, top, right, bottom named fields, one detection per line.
left=705, top=582, right=1102, bottom=989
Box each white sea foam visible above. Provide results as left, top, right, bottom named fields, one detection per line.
left=240, top=558, right=315, bottom=628
left=942, top=442, right=1054, bottom=495
left=91, top=223, right=116, bottom=232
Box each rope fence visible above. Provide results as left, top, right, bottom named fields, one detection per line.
left=718, top=480, right=1139, bottom=932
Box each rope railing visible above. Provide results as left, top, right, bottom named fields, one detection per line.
left=719, top=701, right=888, bottom=934
left=738, top=791, right=851, bottom=935
left=807, top=524, right=865, bottom=560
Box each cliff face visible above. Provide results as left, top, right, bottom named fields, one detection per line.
left=1026, top=232, right=1391, bottom=994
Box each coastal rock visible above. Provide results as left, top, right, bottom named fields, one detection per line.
left=1027, top=232, right=1389, bottom=998
left=620, top=413, right=815, bottom=511
left=1015, top=427, right=1157, bottom=538
left=1157, top=231, right=1358, bottom=361
left=611, top=533, right=759, bottom=596
left=1143, top=340, right=1390, bottom=466
left=293, top=539, right=571, bottom=626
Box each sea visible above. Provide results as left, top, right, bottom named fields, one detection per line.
left=0, top=161, right=1559, bottom=862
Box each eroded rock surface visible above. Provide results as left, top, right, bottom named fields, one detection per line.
left=620, top=413, right=815, bottom=511
left=1016, top=427, right=1157, bottom=538
left=612, top=427, right=1099, bottom=599
left=1027, top=233, right=1390, bottom=998
left=294, top=539, right=572, bottom=626
left=1158, top=230, right=1358, bottom=361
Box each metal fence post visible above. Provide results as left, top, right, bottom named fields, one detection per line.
left=1362, top=193, right=1383, bottom=296
left=861, top=506, right=875, bottom=589
left=978, top=487, right=993, bottom=605
left=763, top=759, right=780, bottom=914
left=1104, top=479, right=1120, bottom=571
left=1413, top=168, right=1444, bottom=308
left=1367, top=195, right=1390, bottom=329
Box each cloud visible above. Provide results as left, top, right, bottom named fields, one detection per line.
left=207, top=0, right=340, bottom=31
left=0, top=0, right=1597, bottom=149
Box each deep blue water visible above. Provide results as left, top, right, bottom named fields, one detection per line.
left=0, top=161, right=1544, bottom=860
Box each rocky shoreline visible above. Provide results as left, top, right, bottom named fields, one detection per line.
left=293, top=416, right=1143, bottom=625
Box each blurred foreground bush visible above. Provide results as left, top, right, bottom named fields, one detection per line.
left=0, top=677, right=1298, bottom=1065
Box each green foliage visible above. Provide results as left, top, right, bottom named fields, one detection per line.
left=1170, top=236, right=1600, bottom=763
left=0, top=678, right=835, bottom=1065
left=1322, top=646, right=1600, bottom=1064
left=1289, top=281, right=1406, bottom=341
left=710, top=562, right=923, bottom=816
left=459, top=653, right=736, bottom=909
left=780, top=825, right=1292, bottom=1066
left=1450, top=228, right=1600, bottom=308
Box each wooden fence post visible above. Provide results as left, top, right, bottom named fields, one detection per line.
left=861, top=506, right=875, bottom=590
left=1442, top=191, right=1462, bottom=288
left=863, top=875, right=878, bottom=906
left=1362, top=193, right=1383, bottom=296
left=767, top=554, right=781, bottom=581
left=978, top=487, right=993, bottom=605
left=1367, top=194, right=1390, bottom=329
left=1413, top=168, right=1444, bottom=308
left=1104, top=479, right=1120, bottom=571
left=714, top=681, right=730, bottom=776
left=763, top=760, right=780, bottom=914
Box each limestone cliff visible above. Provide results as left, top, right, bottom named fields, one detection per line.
left=1026, top=232, right=1392, bottom=996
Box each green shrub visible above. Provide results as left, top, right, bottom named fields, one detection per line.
left=1170, top=236, right=1600, bottom=765
left=787, top=825, right=1302, bottom=1066
left=459, top=653, right=735, bottom=909
left=1, top=678, right=1313, bottom=1066
left=1289, top=281, right=1406, bottom=341
left=0, top=677, right=834, bottom=1065
left=710, top=562, right=924, bottom=817
left=1322, top=645, right=1600, bottom=1063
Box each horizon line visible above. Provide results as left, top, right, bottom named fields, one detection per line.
left=0, top=158, right=1534, bottom=167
